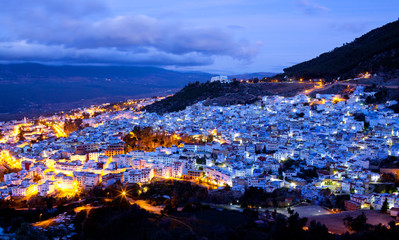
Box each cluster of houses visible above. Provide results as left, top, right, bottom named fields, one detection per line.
left=1, top=86, right=399, bottom=214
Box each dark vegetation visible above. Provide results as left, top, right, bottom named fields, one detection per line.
left=371, top=182, right=397, bottom=194
left=78, top=204, right=399, bottom=240
left=343, top=212, right=370, bottom=232
left=144, top=81, right=252, bottom=114
left=229, top=72, right=276, bottom=80
left=1, top=181, right=399, bottom=239
left=8, top=199, right=399, bottom=240
left=239, top=187, right=300, bottom=208
left=379, top=156, right=399, bottom=169
left=362, top=86, right=399, bottom=112
left=63, top=119, right=84, bottom=135
left=283, top=20, right=399, bottom=79
left=364, top=88, right=390, bottom=104
left=0, top=196, right=85, bottom=239
left=389, top=102, right=399, bottom=113
left=122, top=126, right=196, bottom=152
left=144, top=81, right=312, bottom=114
left=81, top=201, right=157, bottom=240
left=140, top=179, right=209, bottom=207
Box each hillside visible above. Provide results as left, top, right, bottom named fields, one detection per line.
left=283, top=20, right=399, bottom=79
left=0, top=63, right=212, bottom=121
left=144, top=81, right=315, bottom=114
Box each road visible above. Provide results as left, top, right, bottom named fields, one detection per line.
left=302, top=80, right=399, bottom=96
left=275, top=205, right=332, bottom=218
left=51, top=123, right=67, bottom=138
left=166, top=215, right=194, bottom=232
left=335, top=81, right=399, bottom=89
left=0, top=150, right=21, bottom=168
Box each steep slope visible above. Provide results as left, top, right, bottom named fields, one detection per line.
left=283, top=20, right=399, bottom=79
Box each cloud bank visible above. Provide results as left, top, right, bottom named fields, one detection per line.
left=0, top=0, right=261, bottom=67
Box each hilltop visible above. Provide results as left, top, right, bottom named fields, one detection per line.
left=283, top=20, right=399, bottom=80
left=144, top=81, right=315, bottom=114
left=229, top=72, right=276, bottom=80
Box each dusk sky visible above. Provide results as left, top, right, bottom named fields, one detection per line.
left=0, top=0, right=398, bottom=74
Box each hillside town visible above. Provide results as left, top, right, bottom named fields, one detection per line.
left=1, top=85, right=399, bottom=217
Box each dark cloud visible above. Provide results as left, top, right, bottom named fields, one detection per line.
left=294, top=0, right=330, bottom=15
left=0, top=41, right=213, bottom=66
left=0, top=1, right=261, bottom=67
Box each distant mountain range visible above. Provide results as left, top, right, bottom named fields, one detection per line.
left=0, top=63, right=212, bottom=87
left=0, top=63, right=213, bottom=121
left=283, top=20, right=399, bottom=79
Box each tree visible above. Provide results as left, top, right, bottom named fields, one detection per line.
left=262, top=146, right=267, bottom=154
left=82, top=112, right=90, bottom=119
left=381, top=198, right=389, bottom=213
left=32, top=174, right=42, bottom=183
left=308, top=220, right=331, bottom=239
left=287, top=210, right=308, bottom=236
left=196, top=156, right=206, bottom=165
left=163, top=198, right=177, bottom=214
left=17, top=128, right=26, bottom=141
left=343, top=212, right=370, bottom=232
left=43, top=196, right=55, bottom=209
left=37, top=134, right=46, bottom=141
left=15, top=223, right=48, bottom=240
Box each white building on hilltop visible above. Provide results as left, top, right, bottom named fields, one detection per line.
left=211, top=75, right=230, bottom=83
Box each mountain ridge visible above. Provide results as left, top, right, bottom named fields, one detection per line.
left=0, top=63, right=213, bottom=87
left=228, top=72, right=277, bottom=80
left=282, top=20, right=399, bottom=79
left=0, top=63, right=213, bottom=121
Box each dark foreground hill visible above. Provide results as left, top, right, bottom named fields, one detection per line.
left=0, top=63, right=212, bottom=121
left=283, top=20, right=399, bottom=79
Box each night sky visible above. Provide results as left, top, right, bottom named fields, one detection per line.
left=0, top=0, right=398, bottom=74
